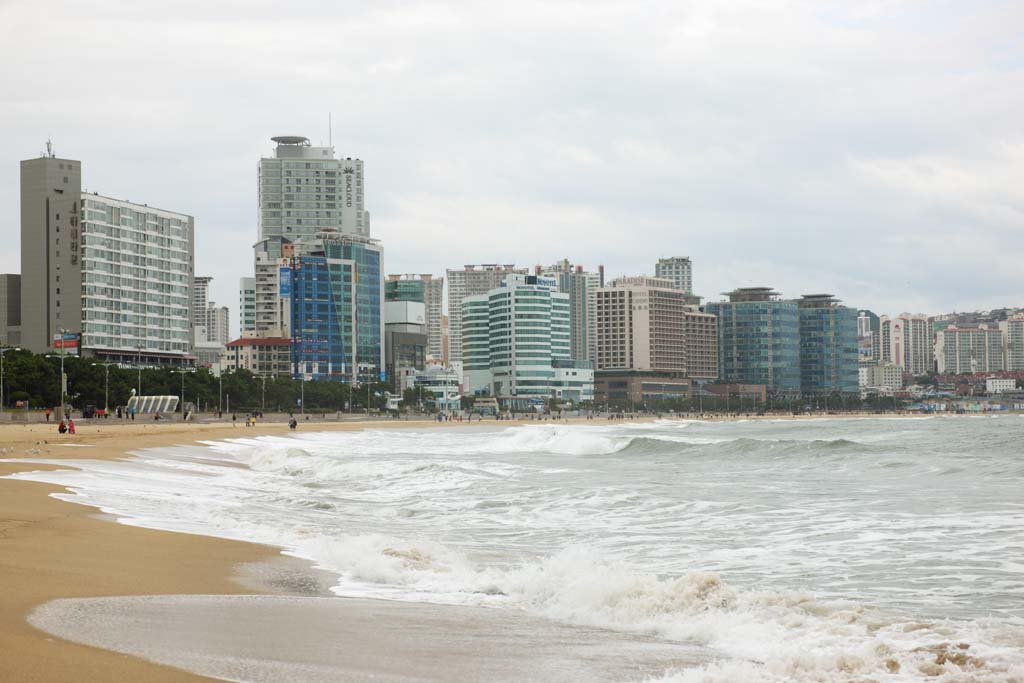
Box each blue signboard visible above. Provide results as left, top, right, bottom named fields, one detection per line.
left=279, top=267, right=292, bottom=297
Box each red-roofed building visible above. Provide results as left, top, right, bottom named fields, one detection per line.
left=223, top=337, right=291, bottom=377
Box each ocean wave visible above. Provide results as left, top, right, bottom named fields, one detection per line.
left=289, top=538, right=1024, bottom=683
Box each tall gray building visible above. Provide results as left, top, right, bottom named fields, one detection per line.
left=20, top=146, right=195, bottom=364
left=655, top=256, right=693, bottom=295
left=446, top=264, right=528, bottom=364
left=258, top=136, right=369, bottom=242
left=19, top=145, right=83, bottom=354
left=0, top=274, right=21, bottom=345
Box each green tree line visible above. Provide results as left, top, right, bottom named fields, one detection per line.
left=0, top=349, right=393, bottom=413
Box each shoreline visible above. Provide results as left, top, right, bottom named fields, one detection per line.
left=0, top=413, right=1008, bottom=682
left=0, top=419, right=449, bottom=682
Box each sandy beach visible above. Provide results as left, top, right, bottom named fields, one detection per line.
left=0, top=418, right=442, bottom=682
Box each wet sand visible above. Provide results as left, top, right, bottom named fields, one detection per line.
left=30, top=594, right=710, bottom=682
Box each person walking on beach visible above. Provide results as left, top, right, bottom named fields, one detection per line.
left=45, top=408, right=51, bottom=423
left=232, top=413, right=237, bottom=427
left=68, top=418, right=76, bottom=435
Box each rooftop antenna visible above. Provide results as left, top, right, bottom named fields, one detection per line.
left=329, top=112, right=333, bottom=148
left=45, top=138, right=54, bottom=158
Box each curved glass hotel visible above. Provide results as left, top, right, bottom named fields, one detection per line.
left=463, top=274, right=593, bottom=409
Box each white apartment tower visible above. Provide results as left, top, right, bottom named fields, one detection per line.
left=934, top=325, right=1005, bottom=374
left=1001, top=314, right=1024, bottom=371
left=446, top=264, right=528, bottom=364
left=654, top=257, right=693, bottom=295
left=880, top=314, right=932, bottom=376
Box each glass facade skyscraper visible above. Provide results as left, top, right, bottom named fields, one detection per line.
left=291, top=231, right=383, bottom=383
left=798, top=295, right=859, bottom=396
left=706, top=288, right=800, bottom=396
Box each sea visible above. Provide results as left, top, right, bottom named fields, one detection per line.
left=7, top=416, right=1024, bottom=682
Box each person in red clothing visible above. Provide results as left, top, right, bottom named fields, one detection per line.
left=68, top=418, right=76, bottom=435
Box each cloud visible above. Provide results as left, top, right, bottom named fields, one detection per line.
left=1, top=0, right=1022, bottom=334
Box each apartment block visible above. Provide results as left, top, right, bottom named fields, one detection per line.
left=935, top=325, right=1004, bottom=374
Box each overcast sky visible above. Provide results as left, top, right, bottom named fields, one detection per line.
left=2, top=0, right=1022, bottom=335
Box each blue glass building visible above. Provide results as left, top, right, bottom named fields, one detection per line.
left=291, top=231, right=384, bottom=383
left=706, top=287, right=801, bottom=397
left=798, top=294, right=859, bottom=396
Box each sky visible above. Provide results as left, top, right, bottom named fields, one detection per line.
left=2, top=0, right=1022, bottom=336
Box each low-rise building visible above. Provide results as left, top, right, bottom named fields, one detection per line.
left=222, top=336, right=291, bottom=377
left=986, top=377, right=1017, bottom=394
left=594, top=370, right=691, bottom=407
left=859, top=362, right=904, bottom=394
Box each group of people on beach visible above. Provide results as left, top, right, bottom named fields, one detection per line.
left=57, top=418, right=75, bottom=434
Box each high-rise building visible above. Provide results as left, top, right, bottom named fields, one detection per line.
left=654, top=257, right=693, bottom=295
left=21, top=148, right=195, bottom=365
left=446, top=264, right=528, bottom=364
left=384, top=298, right=427, bottom=393
left=0, top=274, right=21, bottom=345
left=797, top=295, right=859, bottom=396
left=881, top=314, right=932, bottom=376
left=463, top=274, right=593, bottom=407
left=934, top=325, right=1004, bottom=374
left=857, top=310, right=881, bottom=363
left=538, top=260, right=604, bottom=363
left=78, top=194, right=194, bottom=364
left=1000, top=314, right=1024, bottom=371
left=193, top=276, right=213, bottom=326
left=594, top=276, right=717, bottom=380
left=19, top=146, right=83, bottom=354
left=706, top=287, right=800, bottom=396
left=387, top=274, right=443, bottom=363
left=291, top=230, right=384, bottom=383
left=239, top=277, right=256, bottom=335
left=252, top=236, right=295, bottom=337
left=204, top=306, right=230, bottom=346
left=258, top=136, right=369, bottom=242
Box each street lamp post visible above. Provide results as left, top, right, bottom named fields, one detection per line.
left=261, top=375, right=267, bottom=412
left=91, top=361, right=116, bottom=415
left=0, top=346, right=21, bottom=413
left=173, top=368, right=193, bottom=420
